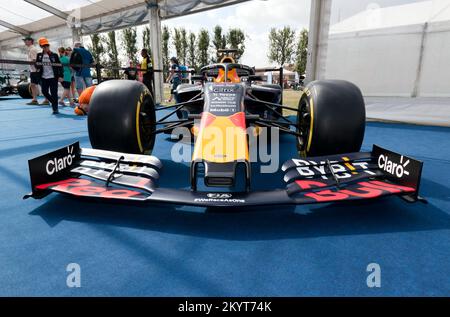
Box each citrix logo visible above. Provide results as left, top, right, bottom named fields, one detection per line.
left=212, top=87, right=235, bottom=93
left=378, top=154, right=410, bottom=178
left=46, top=146, right=76, bottom=175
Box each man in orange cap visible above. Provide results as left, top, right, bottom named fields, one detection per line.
left=35, top=37, right=63, bottom=114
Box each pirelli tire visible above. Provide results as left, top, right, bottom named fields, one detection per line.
left=88, top=80, right=156, bottom=154
left=17, top=83, right=33, bottom=99
left=297, top=80, right=366, bottom=157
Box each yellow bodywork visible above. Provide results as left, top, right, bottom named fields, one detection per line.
left=192, top=112, right=248, bottom=163
left=193, top=55, right=249, bottom=164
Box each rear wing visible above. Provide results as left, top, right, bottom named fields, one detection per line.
left=24, top=143, right=425, bottom=207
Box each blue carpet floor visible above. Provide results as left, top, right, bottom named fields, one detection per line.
left=0, top=95, right=449, bottom=296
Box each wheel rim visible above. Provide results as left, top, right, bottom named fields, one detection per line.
left=297, top=98, right=311, bottom=152
left=139, top=95, right=155, bottom=152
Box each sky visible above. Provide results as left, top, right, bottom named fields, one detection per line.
left=159, top=0, right=425, bottom=67
left=161, top=0, right=310, bottom=67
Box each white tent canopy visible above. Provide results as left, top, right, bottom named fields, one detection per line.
left=330, top=0, right=450, bottom=34
left=0, top=0, right=250, bottom=44
left=326, top=0, right=450, bottom=98
left=325, top=0, right=450, bottom=127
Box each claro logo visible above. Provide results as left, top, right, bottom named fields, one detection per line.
left=378, top=154, right=410, bottom=178
left=46, top=146, right=76, bottom=175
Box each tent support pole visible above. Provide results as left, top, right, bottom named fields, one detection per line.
left=72, top=27, right=81, bottom=43
left=412, top=22, right=428, bottom=98
left=306, top=0, right=332, bottom=84
left=148, top=0, right=164, bottom=105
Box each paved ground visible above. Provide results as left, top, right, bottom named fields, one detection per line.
left=365, top=97, right=450, bottom=127
left=0, top=95, right=449, bottom=296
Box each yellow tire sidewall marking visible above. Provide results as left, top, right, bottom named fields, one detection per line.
left=135, top=92, right=144, bottom=153
left=306, top=93, right=314, bottom=153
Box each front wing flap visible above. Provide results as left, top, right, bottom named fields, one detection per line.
left=24, top=142, right=425, bottom=207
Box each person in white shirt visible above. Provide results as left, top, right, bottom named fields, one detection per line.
left=23, top=36, right=40, bottom=105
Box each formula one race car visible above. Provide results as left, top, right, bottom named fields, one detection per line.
left=0, top=73, right=31, bottom=98
left=24, top=50, right=426, bottom=207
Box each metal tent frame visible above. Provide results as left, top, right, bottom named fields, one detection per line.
left=0, top=0, right=332, bottom=103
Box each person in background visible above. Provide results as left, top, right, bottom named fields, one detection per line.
left=65, top=47, right=77, bottom=101
left=23, top=36, right=40, bottom=105
left=124, top=61, right=137, bottom=81
left=74, top=85, right=96, bottom=116
left=58, top=47, right=74, bottom=107
left=70, top=41, right=94, bottom=96
left=140, top=48, right=153, bottom=93
left=165, top=57, right=181, bottom=103
left=35, top=38, right=63, bottom=114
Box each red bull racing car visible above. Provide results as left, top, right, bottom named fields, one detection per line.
left=24, top=51, right=425, bottom=208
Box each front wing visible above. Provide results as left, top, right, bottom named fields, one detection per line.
left=24, top=142, right=425, bottom=207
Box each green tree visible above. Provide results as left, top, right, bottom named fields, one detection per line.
left=122, top=27, right=138, bottom=65
left=212, top=25, right=226, bottom=62
left=268, top=26, right=296, bottom=66
left=188, top=32, right=197, bottom=70
left=88, top=33, right=104, bottom=77
left=295, top=28, right=309, bottom=75
left=105, top=31, right=119, bottom=78
left=142, top=26, right=151, bottom=51
left=162, top=26, right=170, bottom=79
left=197, top=29, right=210, bottom=67
left=181, top=28, right=188, bottom=65
left=226, top=28, right=246, bottom=61
left=89, top=33, right=104, bottom=64
left=173, top=28, right=183, bottom=61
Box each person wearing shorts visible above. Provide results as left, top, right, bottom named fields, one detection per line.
left=58, top=47, right=74, bottom=107
left=65, top=47, right=77, bottom=101
left=23, top=36, right=40, bottom=105
left=71, top=42, right=94, bottom=96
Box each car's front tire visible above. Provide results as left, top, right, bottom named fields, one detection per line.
left=88, top=80, right=156, bottom=154
left=296, top=80, right=366, bottom=157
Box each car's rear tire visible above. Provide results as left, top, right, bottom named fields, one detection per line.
left=17, top=83, right=32, bottom=99
left=88, top=80, right=156, bottom=154
left=296, top=80, right=366, bottom=157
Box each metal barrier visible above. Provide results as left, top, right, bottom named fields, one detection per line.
left=0, top=58, right=286, bottom=101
